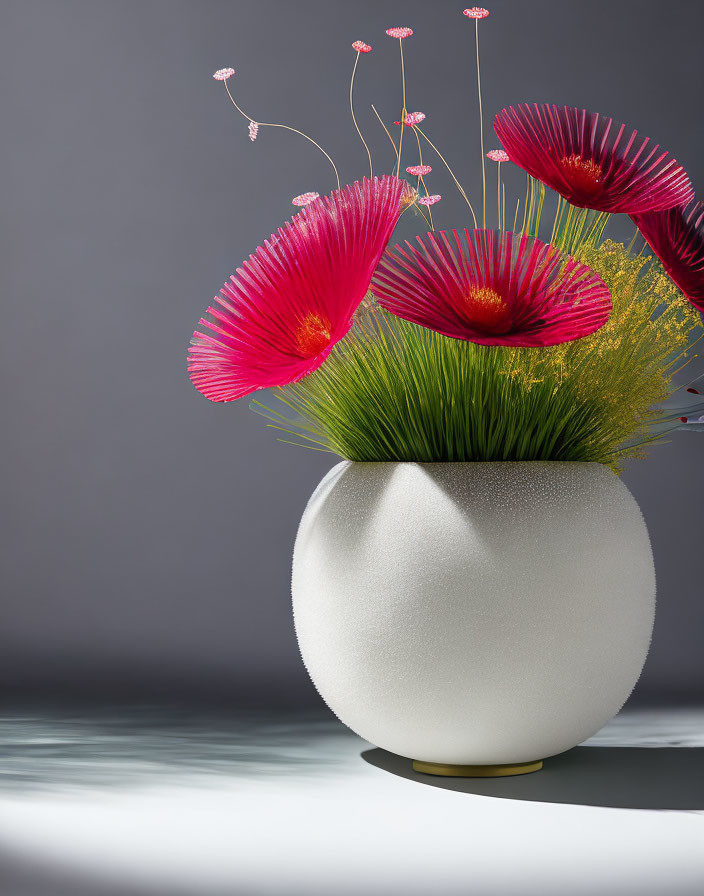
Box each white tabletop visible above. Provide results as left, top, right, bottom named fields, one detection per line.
left=0, top=706, right=702, bottom=895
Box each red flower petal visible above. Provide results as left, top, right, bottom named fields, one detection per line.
left=373, top=229, right=612, bottom=347
left=494, top=104, right=694, bottom=213
left=189, top=177, right=406, bottom=401
left=386, top=27, right=413, bottom=39
left=352, top=40, right=372, bottom=53
left=632, top=200, right=704, bottom=311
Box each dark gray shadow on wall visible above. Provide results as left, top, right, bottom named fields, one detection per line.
left=362, top=746, right=704, bottom=810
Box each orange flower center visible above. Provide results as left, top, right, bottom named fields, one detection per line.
left=465, top=287, right=511, bottom=332
left=560, top=154, right=603, bottom=195
left=296, top=313, right=332, bottom=358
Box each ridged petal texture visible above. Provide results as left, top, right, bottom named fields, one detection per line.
left=189, top=176, right=406, bottom=401
left=632, top=201, right=704, bottom=312
left=373, top=229, right=612, bottom=347
left=494, top=104, right=693, bottom=213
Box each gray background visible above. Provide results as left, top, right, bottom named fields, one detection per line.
left=1, top=0, right=702, bottom=707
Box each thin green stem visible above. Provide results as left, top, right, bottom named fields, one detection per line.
left=497, top=162, right=501, bottom=229
left=521, top=173, right=529, bottom=233
left=535, top=182, right=545, bottom=236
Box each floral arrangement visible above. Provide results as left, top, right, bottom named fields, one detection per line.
left=189, top=9, right=704, bottom=468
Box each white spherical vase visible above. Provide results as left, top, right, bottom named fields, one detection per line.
left=292, top=461, right=655, bottom=776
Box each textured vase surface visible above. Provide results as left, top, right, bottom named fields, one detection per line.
left=292, top=462, right=655, bottom=765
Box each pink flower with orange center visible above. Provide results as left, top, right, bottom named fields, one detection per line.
left=188, top=177, right=406, bottom=402
left=352, top=40, right=372, bottom=53
left=494, top=104, right=694, bottom=213
left=463, top=7, right=490, bottom=18
left=213, top=68, right=235, bottom=81
left=406, top=165, right=432, bottom=176
left=373, top=229, right=612, bottom=347
left=386, top=27, right=413, bottom=39
left=632, top=200, right=704, bottom=312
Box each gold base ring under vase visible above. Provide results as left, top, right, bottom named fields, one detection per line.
left=412, top=759, right=543, bottom=777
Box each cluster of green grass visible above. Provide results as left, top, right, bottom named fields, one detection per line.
left=253, top=236, right=702, bottom=469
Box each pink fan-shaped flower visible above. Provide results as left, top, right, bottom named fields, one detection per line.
left=494, top=104, right=694, bottom=213
left=486, top=149, right=509, bottom=162
left=352, top=40, right=372, bottom=53
left=463, top=7, right=490, bottom=18
left=386, top=27, right=413, bottom=39
left=373, top=229, right=612, bottom=347
left=213, top=68, right=235, bottom=81
left=406, top=165, right=432, bottom=176
left=189, top=177, right=406, bottom=401
left=632, top=200, right=704, bottom=311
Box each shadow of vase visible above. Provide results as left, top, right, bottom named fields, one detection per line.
left=361, top=745, right=704, bottom=810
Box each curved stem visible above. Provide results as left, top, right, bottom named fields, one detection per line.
left=413, top=124, right=425, bottom=174
left=412, top=126, right=433, bottom=230
left=420, top=181, right=434, bottom=230
left=416, top=126, right=478, bottom=229
left=534, top=181, right=545, bottom=237
left=224, top=81, right=340, bottom=189
left=399, top=199, right=432, bottom=230
left=512, top=197, right=520, bottom=233
left=549, top=195, right=564, bottom=245
left=371, top=104, right=400, bottom=172
left=475, top=20, right=486, bottom=228
left=350, top=52, right=373, bottom=179
left=526, top=177, right=535, bottom=234
left=417, top=204, right=433, bottom=229
left=396, top=38, right=407, bottom=178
